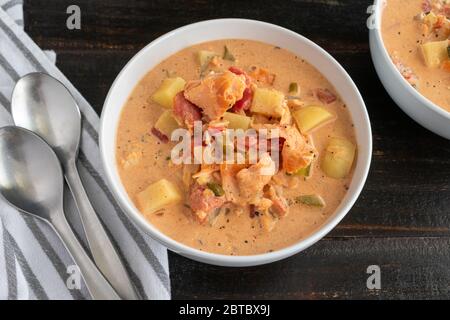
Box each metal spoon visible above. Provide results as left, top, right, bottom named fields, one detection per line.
left=11, top=73, right=138, bottom=300
left=0, top=126, right=120, bottom=300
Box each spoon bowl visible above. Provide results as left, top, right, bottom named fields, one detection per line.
left=0, top=126, right=63, bottom=221
left=0, top=125, right=120, bottom=300
left=11, top=73, right=81, bottom=161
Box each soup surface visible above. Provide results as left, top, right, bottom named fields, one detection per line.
left=117, top=39, right=357, bottom=255
left=382, top=0, right=450, bottom=112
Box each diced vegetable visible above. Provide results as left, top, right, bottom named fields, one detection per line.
left=420, top=40, right=449, bottom=68
left=228, top=66, right=246, bottom=75
left=151, top=127, right=169, bottom=143
left=231, top=87, right=253, bottom=112
left=250, top=88, right=285, bottom=118
left=294, top=164, right=311, bottom=177
left=198, top=50, right=218, bottom=67
left=293, top=106, right=335, bottom=134
left=315, top=88, right=337, bottom=104
left=223, top=112, right=251, bottom=130
left=173, top=91, right=202, bottom=127
left=206, top=182, right=225, bottom=197
left=259, top=212, right=278, bottom=232
left=288, top=82, right=300, bottom=96
left=286, top=82, right=302, bottom=110
left=136, top=179, right=182, bottom=215
left=151, top=77, right=186, bottom=109
left=296, top=194, right=326, bottom=207
left=154, top=110, right=179, bottom=137
left=223, top=46, right=235, bottom=61
left=322, top=137, right=356, bottom=179
left=197, top=50, right=218, bottom=76
left=165, top=70, right=176, bottom=78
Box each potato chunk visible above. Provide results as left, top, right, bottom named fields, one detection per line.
left=223, top=112, right=251, bottom=130
left=151, top=77, right=186, bottom=109
left=250, top=88, right=285, bottom=118
left=293, top=106, right=335, bottom=134
left=136, top=179, right=182, bottom=215
left=154, top=110, right=179, bottom=137
left=420, top=40, right=449, bottom=68
left=322, top=137, right=356, bottom=179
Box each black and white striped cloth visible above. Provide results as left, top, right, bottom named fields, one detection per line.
left=0, top=1, right=171, bottom=300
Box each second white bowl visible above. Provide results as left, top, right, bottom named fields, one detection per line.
left=369, top=0, right=450, bottom=139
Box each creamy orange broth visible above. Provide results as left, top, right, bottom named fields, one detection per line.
left=116, top=40, right=356, bottom=255
left=382, top=0, right=450, bottom=112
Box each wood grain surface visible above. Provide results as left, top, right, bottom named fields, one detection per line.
left=23, top=0, right=450, bottom=299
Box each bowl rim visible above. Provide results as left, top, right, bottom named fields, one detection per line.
left=100, top=18, right=372, bottom=266
left=370, top=0, right=450, bottom=120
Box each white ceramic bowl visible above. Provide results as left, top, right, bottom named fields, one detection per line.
left=369, top=0, right=450, bottom=139
left=100, top=19, right=372, bottom=266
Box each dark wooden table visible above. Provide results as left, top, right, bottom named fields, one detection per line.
left=24, top=0, right=450, bottom=299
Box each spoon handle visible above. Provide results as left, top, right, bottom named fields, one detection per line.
left=51, top=211, right=120, bottom=300
left=64, top=159, right=139, bottom=300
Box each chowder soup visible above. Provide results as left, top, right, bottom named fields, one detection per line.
left=382, top=0, right=450, bottom=112
left=116, top=39, right=357, bottom=255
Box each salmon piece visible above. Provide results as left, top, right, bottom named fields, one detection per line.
left=281, top=126, right=315, bottom=174
left=173, top=91, right=202, bottom=129
left=248, top=67, right=276, bottom=86
left=236, top=153, right=275, bottom=204
left=434, top=15, right=446, bottom=29
left=184, top=71, right=246, bottom=120
left=188, top=184, right=226, bottom=223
